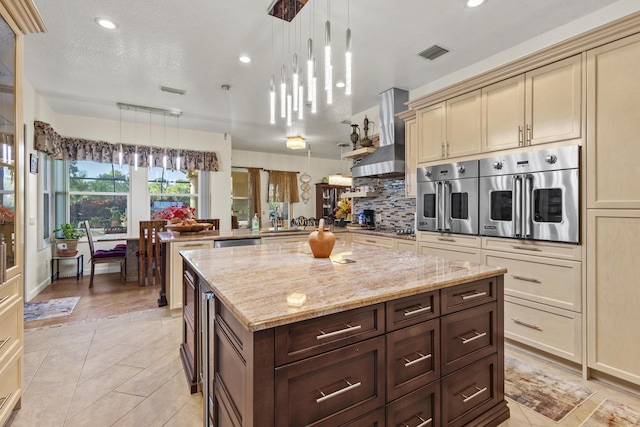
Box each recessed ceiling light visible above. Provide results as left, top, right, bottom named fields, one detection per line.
left=336, top=81, right=346, bottom=88
left=239, top=56, right=251, bottom=63
left=94, top=17, right=118, bottom=30
left=466, top=0, right=486, bottom=7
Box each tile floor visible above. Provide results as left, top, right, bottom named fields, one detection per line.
left=7, top=274, right=640, bottom=426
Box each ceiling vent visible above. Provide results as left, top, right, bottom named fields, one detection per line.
left=418, top=44, right=449, bottom=61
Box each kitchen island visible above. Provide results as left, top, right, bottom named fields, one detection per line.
left=181, top=241, right=509, bottom=426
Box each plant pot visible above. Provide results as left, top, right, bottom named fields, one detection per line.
left=56, top=238, right=79, bottom=257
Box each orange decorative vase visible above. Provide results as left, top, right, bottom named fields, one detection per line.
left=308, top=219, right=336, bottom=258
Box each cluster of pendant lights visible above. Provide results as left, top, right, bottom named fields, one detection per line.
left=269, top=0, right=351, bottom=126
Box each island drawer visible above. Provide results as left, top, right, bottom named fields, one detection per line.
left=183, top=262, right=197, bottom=322
left=275, top=304, right=384, bottom=366
left=442, top=354, right=499, bottom=427
left=441, top=302, right=497, bottom=375
left=386, top=381, right=440, bottom=427
left=275, top=336, right=385, bottom=427
left=386, top=319, right=440, bottom=401
left=386, top=291, right=439, bottom=331
left=441, top=277, right=497, bottom=314
left=0, top=298, right=20, bottom=363
left=342, top=408, right=385, bottom=426
left=351, top=233, right=394, bottom=248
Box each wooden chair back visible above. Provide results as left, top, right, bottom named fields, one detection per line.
left=139, top=220, right=166, bottom=287
left=196, top=218, right=220, bottom=230
left=83, top=220, right=126, bottom=287
left=231, top=215, right=239, bottom=229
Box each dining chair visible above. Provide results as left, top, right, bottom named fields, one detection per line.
left=139, top=220, right=166, bottom=287
left=83, top=220, right=126, bottom=288
left=195, top=218, right=220, bottom=230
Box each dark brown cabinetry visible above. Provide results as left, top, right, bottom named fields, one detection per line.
left=315, top=183, right=348, bottom=220
left=182, top=268, right=508, bottom=426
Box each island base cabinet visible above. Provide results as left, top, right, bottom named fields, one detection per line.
left=387, top=381, right=440, bottom=427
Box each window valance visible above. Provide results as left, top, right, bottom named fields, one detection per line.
left=34, top=120, right=219, bottom=171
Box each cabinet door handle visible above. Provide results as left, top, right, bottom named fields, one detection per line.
left=316, top=324, right=362, bottom=340
left=526, top=124, right=532, bottom=145
left=0, top=336, right=10, bottom=351
left=401, top=415, right=433, bottom=427
left=403, top=305, right=432, bottom=317
left=437, top=237, right=456, bottom=242
left=0, top=392, right=11, bottom=412
left=512, top=318, right=542, bottom=331
left=512, top=245, right=541, bottom=252
left=458, top=330, right=487, bottom=344
left=316, top=379, right=361, bottom=403
left=511, top=274, right=541, bottom=283
left=403, top=352, right=432, bottom=367
left=0, top=295, right=9, bottom=305
left=459, top=291, right=487, bottom=300
left=460, top=385, right=487, bottom=403
left=518, top=126, right=523, bottom=146
left=365, top=239, right=377, bottom=244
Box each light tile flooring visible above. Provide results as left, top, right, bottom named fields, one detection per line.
left=8, top=274, right=640, bottom=426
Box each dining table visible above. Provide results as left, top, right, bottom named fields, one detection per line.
left=97, top=233, right=141, bottom=283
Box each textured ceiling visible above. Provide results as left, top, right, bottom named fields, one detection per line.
left=24, top=0, right=625, bottom=159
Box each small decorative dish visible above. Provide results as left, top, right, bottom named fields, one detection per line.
left=166, top=223, right=213, bottom=233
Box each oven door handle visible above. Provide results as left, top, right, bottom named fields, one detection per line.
left=513, top=175, right=522, bottom=238
left=435, top=181, right=442, bottom=231
left=443, top=181, right=451, bottom=231
left=523, top=174, right=533, bottom=238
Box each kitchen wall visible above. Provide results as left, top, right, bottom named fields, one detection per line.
left=351, top=177, right=416, bottom=231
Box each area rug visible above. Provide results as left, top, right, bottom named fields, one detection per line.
left=24, top=297, right=80, bottom=321
left=580, top=399, right=640, bottom=427
left=505, top=355, right=596, bottom=422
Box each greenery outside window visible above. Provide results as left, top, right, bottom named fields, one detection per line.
left=68, top=160, right=129, bottom=230
left=149, top=167, right=198, bottom=218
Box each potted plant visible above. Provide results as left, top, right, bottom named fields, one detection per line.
left=108, top=207, right=123, bottom=227
left=53, top=223, right=84, bottom=257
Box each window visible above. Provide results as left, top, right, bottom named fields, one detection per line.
left=268, top=184, right=290, bottom=228
left=39, top=153, right=53, bottom=247
left=149, top=167, right=198, bottom=218
left=231, top=170, right=250, bottom=228
left=68, top=160, right=129, bottom=230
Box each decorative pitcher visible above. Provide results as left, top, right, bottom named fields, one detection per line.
left=308, top=218, right=336, bottom=258
left=349, top=124, right=360, bottom=150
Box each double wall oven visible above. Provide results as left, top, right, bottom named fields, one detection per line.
left=417, top=160, right=479, bottom=235
left=417, top=145, right=580, bottom=244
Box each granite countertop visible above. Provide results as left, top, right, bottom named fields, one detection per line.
left=158, top=227, right=347, bottom=243
left=182, top=241, right=505, bottom=332
left=348, top=228, right=416, bottom=241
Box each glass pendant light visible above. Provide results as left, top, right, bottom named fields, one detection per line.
left=292, top=53, right=299, bottom=112
left=270, top=75, right=276, bottom=124
left=307, top=39, right=313, bottom=102
left=345, top=0, right=352, bottom=95
left=286, top=78, right=293, bottom=127
left=280, top=65, right=286, bottom=118
left=134, top=146, right=139, bottom=171
left=311, top=58, right=317, bottom=114
left=175, top=116, right=181, bottom=170
left=298, top=73, right=304, bottom=120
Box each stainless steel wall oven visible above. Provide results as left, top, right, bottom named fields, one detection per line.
left=479, top=145, right=580, bottom=244
left=417, top=160, right=479, bottom=235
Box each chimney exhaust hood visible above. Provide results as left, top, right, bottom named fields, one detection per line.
left=351, top=88, right=409, bottom=178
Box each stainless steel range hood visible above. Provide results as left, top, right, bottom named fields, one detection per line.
left=351, top=88, right=409, bottom=178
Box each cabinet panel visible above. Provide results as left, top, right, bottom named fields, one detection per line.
left=343, top=408, right=385, bottom=426
left=418, top=232, right=481, bottom=248
left=587, top=210, right=640, bottom=384
left=386, top=381, right=440, bottom=427
left=505, top=296, right=581, bottom=363
left=351, top=233, right=394, bottom=248
left=446, top=90, right=481, bottom=158
left=0, top=348, right=21, bottom=426
left=171, top=241, right=213, bottom=309
left=441, top=277, right=497, bottom=315
left=275, top=304, right=384, bottom=365
left=418, top=243, right=481, bottom=264
left=587, top=33, right=640, bottom=209
left=417, top=102, right=446, bottom=163
left=481, top=75, right=526, bottom=152
left=0, top=298, right=20, bottom=370
left=405, top=118, right=417, bottom=198
left=482, top=250, right=581, bottom=312
left=481, top=236, right=581, bottom=261
left=394, top=239, right=416, bottom=253
left=386, top=292, right=439, bottom=331
left=275, top=336, right=385, bottom=427
left=526, top=54, right=582, bottom=145
left=386, top=319, right=439, bottom=401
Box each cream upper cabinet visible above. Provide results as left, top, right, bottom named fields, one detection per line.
left=405, top=118, right=417, bottom=197
left=482, top=54, right=582, bottom=152
left=586, top=33, right=640, bottom=209
left=446, top=89, right=481, bottom=158
left=417, top=102, right=446, bottom=163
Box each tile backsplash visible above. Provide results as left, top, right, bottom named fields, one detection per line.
left=351, top=177, right=416, bottom=231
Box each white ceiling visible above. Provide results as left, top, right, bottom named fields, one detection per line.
left=24, top=0, right=624, bottom=160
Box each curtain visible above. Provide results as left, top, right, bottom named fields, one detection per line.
left=267, top=170, right=300, bottom=203
left=34, top=120, right=220, bottom=172
left=248, top=167, right=262, bottom=223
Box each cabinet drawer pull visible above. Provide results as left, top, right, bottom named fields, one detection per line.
left=512, top=245, right=541, bottom=252
left=316, top=324, right=362, bottom=340
left=518, top=126, right=523, bottom=146
left=365, top=239, right=376, bottom=244
left=403, top=305, right=432, bottom=317
left=460, top=386, right=487, bottom=403
left=316, top=379, right=361, bottom=403
left=402, top=415, right=433, bottom=427
left=511, top=274, right=541, bottom=283
left=0, top=295, right=9, bottom=305
left=512, top=318, right=542, bottom=331
left=403, top=352, right=432, bottom=367
left=437, top=237, right=456, bottom=242
left=526, top=124, right=532, bottom=145
left=458, top=331, right=487, bottom=344
left=0, top=336, right=10, bottom=350
left=0, top=392, right=11, bottom=411
left=459, top=291, right=487, bottom=300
